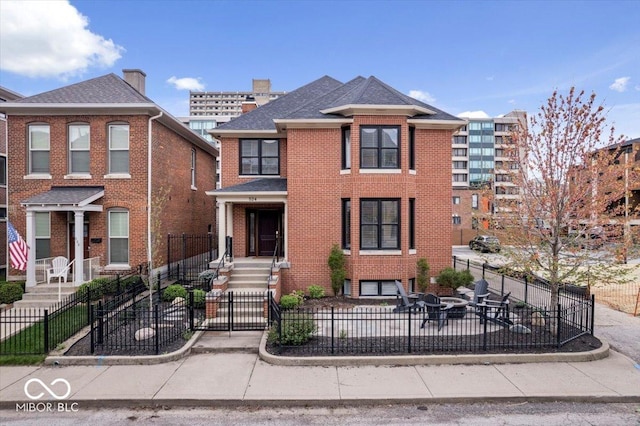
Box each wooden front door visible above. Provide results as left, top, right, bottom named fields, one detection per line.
left=247, top=209, right=282, bottom=257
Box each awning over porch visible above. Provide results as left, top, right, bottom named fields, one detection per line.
left=20, top=186, right=105, bottom=287
left=21, top=186, right=105, bottom=209
left=209, top=178, right=287, bottom=196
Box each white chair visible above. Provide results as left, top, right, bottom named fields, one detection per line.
left=47, top=256, right=69, bottom=284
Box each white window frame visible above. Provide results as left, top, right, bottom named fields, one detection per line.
left=35, top=211, right=51, bottom=259
left=68, top=123, right=90, bottom=175
left=191, top=148, right=197, bottom=189
left=108, top=124, right=130, bottom=175
left=108, top=209, right=129, bottom=266
left=28, top=124, right=50, bottom=175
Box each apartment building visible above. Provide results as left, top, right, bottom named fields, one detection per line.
left=189, top=79, right=285, bottom=118
left=451, top=110, right=525, bottom=244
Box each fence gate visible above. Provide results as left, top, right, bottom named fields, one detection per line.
left=190, top=291, right=271, bottom=331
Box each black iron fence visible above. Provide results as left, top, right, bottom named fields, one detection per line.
left=167, top=233, right=216, bottom=284
left=0, top=264, right=152, bottom=356
left=190, top=291, right=271, bottom=332
left=268, top=297, right=594, bottom=356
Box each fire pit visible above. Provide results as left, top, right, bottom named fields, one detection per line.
left=439, top=297, right=469, bottom=318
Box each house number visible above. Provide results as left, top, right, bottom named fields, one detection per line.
left=248, top=197, right=257, bottom=201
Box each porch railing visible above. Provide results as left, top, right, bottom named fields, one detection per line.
left=34, top=256, right=101, bottom=285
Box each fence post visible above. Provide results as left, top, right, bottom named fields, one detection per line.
left=90, top=304, right=95, bottom=354
left=524, top=276, right=529, bottom=304
left=167, top=234, right=172, bottom=279
left=86, top=286, right=92, bottom=326
left=208, top=232, right=214, bottom=263
left=453, top=255, right=457, bottom=270
left=154, top=304, right=160, bottom=355
left=43, top=309, right=49, bottom=354
left=590, top=294, right=595, bottom=335
left=501, top=275, right=505, bottom=296
left=482, top=263, right=486, bottom=279
left=466, top=258, right=470, bottom=271
left=556, top=304, right=562, bottom=348
left=189, top=291, right=194, bottom=330
left=331, top=307, right=335, bottom=355
left=97, top=300, right=104, bottom=345
left=482, top=306, right=488, bottom=351
left=407, top=308, right=412, bottom=354
left=228, top=291, right=233, bottom=330
left=182, top=233, right=187, bottom=283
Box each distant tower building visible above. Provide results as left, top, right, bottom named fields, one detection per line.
left=189, top=79, right=285, bottom=117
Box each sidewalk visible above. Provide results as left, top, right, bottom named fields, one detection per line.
left=1, top=330, right=639, bottom=409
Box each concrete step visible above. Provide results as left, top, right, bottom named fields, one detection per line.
left=232, top=269, right=271, bottom=276
left=228, top=279, right=269, bottom=288
left=26, top=284, right=78, bottom=294
left=21, top=292, right=75, bottom=301
left=233, top=260, right=272, bottom=269
left=13, top=299, right=67, bottom=309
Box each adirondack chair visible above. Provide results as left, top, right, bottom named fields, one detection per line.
left=47, top=256, right=69, bottom=284
left=475, top=291, right=513, bottom=327
left=392, top=280, right=426, bottom=313
left=420, top=293, right=453, bottom=331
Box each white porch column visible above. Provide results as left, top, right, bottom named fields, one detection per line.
left=74, top=211, right=85, bottom=286
left=217, top=201, right=226, bottom=260
left=283, top=201, right=288, bottom=260
left=226, top=202, right=233, bottom=241
left=25, top=210, right=36, bottom=288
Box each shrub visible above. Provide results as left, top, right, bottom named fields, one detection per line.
left=308, top=285, right=325, bottom=299
left=328, top=244, right=346, bottom=296
left=280, top=294, right=301, bottom=310
left=162, top=284, right=187, bottom=302
left=93, top=277, right=116, bottom=295
left=268, top=313, right=316, bottom=345
left=416, top=258, right=430, bottom=292
left=190, top=289, right=206, bottom=309
left=76, top=281, right=103, bottom=301
left=0, top=282, right=24, bottom=305
left=435, top=267, right=474, bottom=289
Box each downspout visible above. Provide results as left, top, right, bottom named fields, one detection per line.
left=147, top=111, right=163, bottom=309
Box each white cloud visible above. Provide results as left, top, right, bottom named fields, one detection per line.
left=635, top=85, right=640, bottom=91
left=0, top=0, right=123, bottom=78
left=508, top=99, right=516, bottom=105
left=606, top=103, right=640, bottom=139
left=486, top=76, right=495, bottom=81
left=609, top=76, right=630, bottom=92
left=457, top=111, right=490, bottom=119
left=408, top=90, right=436, bottom=103
left=167, top=76, right=205, bottom=91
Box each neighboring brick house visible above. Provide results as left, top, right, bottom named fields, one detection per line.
left=209, top=76, right=464, bottom=297
left=1, top=70, right=218, bottom=287
left=1, top=86, right=24, bottom=274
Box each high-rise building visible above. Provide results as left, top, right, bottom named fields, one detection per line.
left=189, top=79, right=285, bottom=117
left=451, top=110, right=525, bottom=244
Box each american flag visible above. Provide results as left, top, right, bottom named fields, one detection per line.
left=8, top=221, right=29, bottom=271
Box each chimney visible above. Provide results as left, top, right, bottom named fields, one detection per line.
left=123, top=69, right=146, bottom=95
left=241, top=95, right=258, bottom=114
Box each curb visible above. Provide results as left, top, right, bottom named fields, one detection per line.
left=258, top=332, right=611, bottom=366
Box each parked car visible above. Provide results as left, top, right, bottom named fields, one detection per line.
left=469, top=235, right=501, bottom=253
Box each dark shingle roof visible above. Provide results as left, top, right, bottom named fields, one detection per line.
left=214, top=178, right=287, bottom=193
left=13, top=74, right=152, bottom=104
left=22, top=186, right=105, bottom=206
left=215, top=75, right=463, bottom=132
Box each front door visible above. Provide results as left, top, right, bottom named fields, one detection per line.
left=247, top=209, right=282, bottom=257
left=69, top=222, right=90, bottom=262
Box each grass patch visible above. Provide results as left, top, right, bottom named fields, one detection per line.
left=0, top=306, right=87, bottom=358
left=0, top=354, right=46, bottom=365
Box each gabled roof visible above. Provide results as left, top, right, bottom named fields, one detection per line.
left=0, top=73, right=218, bottom=157
left=212, top=75, right=464, bottom=136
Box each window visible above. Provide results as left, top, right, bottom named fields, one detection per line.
left=469, top=122, right=482, bottom=131
left=360, top=199, right=400, bottom=250
left=409, top=126, right=415, bottom=170
left=360, top=280, right=398, bottom=296
left=0, top=156, right=5, bottom=185
left=472, top=194, right=479, bottom=209
left=341, top=127, right=351, bottom=170
left=191, top=148, right=196, bottom=187
left=108, top=209, right=129, bottom=264
left=409, top=198, right=415, bottom=250
left=0, top=207, right=6, bottom=220
left=453, top=161, right=467, bottom=169
left=360, top=126, right=399, bottom=169
left=452, top=148, right=467, bottom=156
left=35, top=212, right=50, bottom=259
left=452, top=215, right=461, bottom=225
left=453, top=136, right=467, bottom=145
left=452, top=196, right=460, bottom=205
left=472, top=217, right=479, bottom=229
left=342, top=198, right=351, bottom=249
left=240, top=139, right=279, bottom=175
left=453, top=174, right=468, bottom=182
left=29, top=124, right=50, bottom=174
left=109, top=124, right=129, bottom=174
left=69, top=124, right=90, bottom=174
left=409, top=278, right=415, bottom=293
left=343, top=279, right=351, bottom=296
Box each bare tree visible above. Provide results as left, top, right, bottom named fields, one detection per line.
left=483, top=88, right=638, bottom=317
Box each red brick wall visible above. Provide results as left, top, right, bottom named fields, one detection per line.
left=0, top=118, right=6, bottom=269
left=7, top=114, right=216, bottom=275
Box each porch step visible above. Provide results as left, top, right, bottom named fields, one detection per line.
left=12, top=299, right=70, bottom=309
left=20, top=292, right=75, bottom=302
left=26, top=283, right=78, bottom=294
left=228, top=280, right=269, bottom=289
left=233, top=259, right=272, bottom=269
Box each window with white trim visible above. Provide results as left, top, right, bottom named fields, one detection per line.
left=240, top=139, right=279, bottom=175
left=69, top=123, right=90, bottom=174
left=191, top=148, right=196, bottom=187
left=342, top=127, right=351, bottom=170
left=35, top=212, right=50, bottom=259
left=0, top=156, right=5, bottom=185
left=108, top=209, right=129, bottom=264
left=29, top=124, right=50, bottom=174
left=108, top=124, right=130, bottom=174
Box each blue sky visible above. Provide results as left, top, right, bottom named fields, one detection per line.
left=1, top=0, right=639, bottom=139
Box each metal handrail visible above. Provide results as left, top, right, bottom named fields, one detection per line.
left=212, top=247, right=230, bottom=281
left=267, top=232, right=280, bottom=286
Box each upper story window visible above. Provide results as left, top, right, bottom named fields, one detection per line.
left=342, top=198, right=351, bottom=249
left=69, top=123, right=90, bottom=174
left=0, top=156, right=6, bottom=186
left=409, top=198, right=415, bottom=250
left=360, top=198, right=400, bottom=250
left=409, top=126, right=415, bottom=170
left=360, top=126, right=399, bottom=169
left=342, top=127, right=351, bottom=170
left=29, top=124, right=50, bottom=174
left=453, top=148, right=467, bottom=157
left=453, top=135, right=467, bottom=145
left=108, top=124, right=130, bottom=174
left=240, top=139, right=279, bottom=175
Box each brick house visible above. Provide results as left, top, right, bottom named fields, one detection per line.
left=209, top=76, right=464, bottom=297
left=2, top=70, right=218, bottom=287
